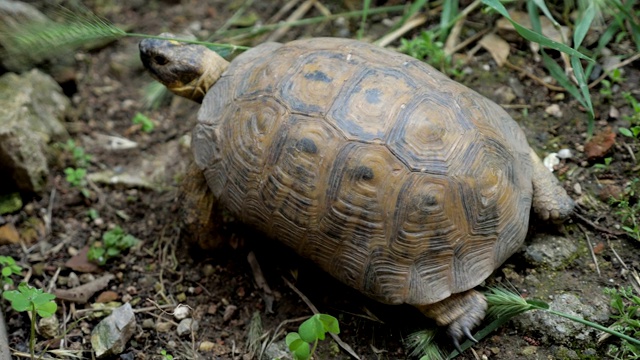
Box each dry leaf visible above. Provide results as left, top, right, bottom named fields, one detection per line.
left=479, top=33, right=511, bottom=67
left=584, top=127, right=616, bottom=160
left=0, top=223, right=20, bottom=245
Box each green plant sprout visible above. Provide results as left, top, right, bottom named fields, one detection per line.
left=592, top=157, right=613, bottom=171
left=63, top=139, right=92, bottom=167
left=599, top=69, right=624, bottom=100
left=132, top=112, right=155, bottom=133
left=400, top=30, right=462, bottom=77
left=88, top=226, right=139, bottom=265
left=64, top=167, right=90, bottom=197
left=0, top=256, right=22, bottom=287
left=604, top=287, right=640, bottom=359
left=159, top=349, right=174, bottom=360
left=3, top=283, right=57, bottom=359
left=286, top=313, right=340, bottom=360
left=619, top=92, right=640, bottom=139
left=611, top=179, right=640, bottom=242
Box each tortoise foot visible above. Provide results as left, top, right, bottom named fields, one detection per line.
left=418, top=290, right=487, bottom=352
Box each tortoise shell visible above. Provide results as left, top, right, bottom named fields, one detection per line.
left=191, top=37, right=533, bottom=307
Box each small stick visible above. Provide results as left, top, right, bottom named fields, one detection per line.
left=577, top=223, right=600, bottom=276
left=44, top=187, right=56, bottom=236
left=283, top=277, right=361, bottom=359
left=266, top=0, right=316, bottom=42
left=573, top=212, right=626, bottom=237
left=375, top=15, right=427, bottom=48
left=607, top=239, right=629, bottom=270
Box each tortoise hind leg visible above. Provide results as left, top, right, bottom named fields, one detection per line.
left=179, top=161, right=225, bottom=249
left=416, top=290, right=487, bottom=351
left=528, top=148, right=575, bottom=221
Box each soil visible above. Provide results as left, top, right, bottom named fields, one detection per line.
left=1, top=1, right=639, bottom=359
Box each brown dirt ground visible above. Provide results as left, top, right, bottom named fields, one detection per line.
left=1, top=1, right=640, bottom=359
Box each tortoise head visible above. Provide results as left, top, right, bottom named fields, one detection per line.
left=139, top=34, right=229, bottom=103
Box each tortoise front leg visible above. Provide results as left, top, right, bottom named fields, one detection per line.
left=179, top=161, right=225, bottom=250
left=416, top=289, right=487, bottom=352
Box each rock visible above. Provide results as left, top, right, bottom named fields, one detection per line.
left=173, top=305, right=190, bottom=320
left=545, top=104, right=563, bottom=118
left=0, top=0, right=48, bottom=71
left=37, top=315, right=59, bottom=339
left=0, top=70, right=70, bottom=194
left=176, top=318, right=199, bottom=336
left=523, top=234, right=578, bottom=269
left=514, top=293, right=610, bottom=346
left=263, top=339, right=292, bottom=360
left=90, top=303, right=136, bottom=358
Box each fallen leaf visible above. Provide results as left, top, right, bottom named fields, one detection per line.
left=0, top=223, right=20, bottom=245
left=65, top=246, right=100, bottom=273
left=584, top=127, right=616, bottom=160
left=95, top=290, right=119, bottom=303
left=479, top=33, right=510, bottom=67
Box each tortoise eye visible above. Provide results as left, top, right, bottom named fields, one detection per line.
left=154, top=55, right=169, bottom=65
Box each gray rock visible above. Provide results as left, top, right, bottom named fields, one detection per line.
left=514, top=293, right=610, bottom=346
left=90, top=303, right=136, bottom=358
left=0, top=69, right=69, bottom=193
left=176, top=318, right=199, bottom=336
left=262, top=339, right=291, bottom=360
left=0, top=0, right=48, bottom=71
left=523, top=234, right=578, bottom=269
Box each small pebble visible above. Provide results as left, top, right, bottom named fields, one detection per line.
left=557, top=148, right=573, bottom=159
left=173, top=305, right=190, bottom=320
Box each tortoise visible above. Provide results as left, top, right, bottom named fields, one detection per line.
left=139, top=35, right=574, bottom=347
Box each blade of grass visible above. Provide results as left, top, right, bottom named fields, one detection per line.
left=574, top=2, right=596, bottom=48
left=531, top=0, right=560, bottom=27
left=482, top=0, right=592, bottom=61
left=357, top=0, right=372, bottom=40
left=438, top=0, right=458, bottom=42
left=389, top=0, right=428, bottom=33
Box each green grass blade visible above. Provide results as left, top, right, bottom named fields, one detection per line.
left=439, top=0, right=459, bottom=42
left=570, top=55, right=594, bottom=117
left=573, top=2, right=596, bottom=49
left=357, top=0, right=372, bottom=40
left=531, top=0, right=560, bottom=27
left=482, top=0, right=592, bottom=61
left=541, top=51, right=584, bottom=104
left=390, top=0, right=428, bottom=32
left=526, top=1, right=542, bottom=33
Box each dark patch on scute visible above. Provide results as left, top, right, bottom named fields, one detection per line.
left=304, top=70, right=332, bottom=83
left=365, top=88, right=382, bottom=104
left=296, top=137, right=318, bottom=154
left=353, top=165, right=374, bottom=181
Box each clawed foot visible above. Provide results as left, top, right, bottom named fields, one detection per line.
left=418, top=289, right=487, bottom=353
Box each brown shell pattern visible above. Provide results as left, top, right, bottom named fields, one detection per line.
left=192, top=38, right=533, bottom=306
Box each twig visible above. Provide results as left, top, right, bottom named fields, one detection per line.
left=266, top=0, right=316, bottom=42
left=587, top=52, right=640, bottom=89
left=283, top=277, right=361, bottom=359
left=266, top=0, right=302, bottom=24
left=577, top=223, right=600, bottom=276
left=44, top=187, right=56, bottom=236
left=451, top=27, right=489, bottom=55
left=504, top=61, right=566, bottom=92
left=607, top=239, right=629, bottom=270
left=46, top=267, right=61, bottom=293
left=247, top=251, right=275, bottom=313
left=573, top=212, right=626, bottom=237
left=375, top=15, right=427, bottom=47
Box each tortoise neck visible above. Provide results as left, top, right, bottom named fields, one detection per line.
left=190, top=51, right=229, bottom=103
